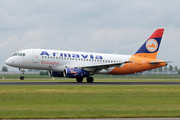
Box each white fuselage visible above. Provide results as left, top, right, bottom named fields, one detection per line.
left=5, top=49, right=131, bottom=74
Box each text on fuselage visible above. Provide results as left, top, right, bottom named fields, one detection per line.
left=40, top=51, right=103, bottom=59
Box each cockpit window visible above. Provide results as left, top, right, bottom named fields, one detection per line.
left=13, top=53, right=18, bottom=56
left=19, top=53, right=23, bottom=56
left=12, top=53, right=25, bottom=56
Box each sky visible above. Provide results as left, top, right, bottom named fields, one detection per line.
left=0, top=0, right=180, bottom=71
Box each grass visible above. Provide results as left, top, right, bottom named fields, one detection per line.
left=0, top=85, right=180, bottom=118
left=0, top=74, right=180, bottom=82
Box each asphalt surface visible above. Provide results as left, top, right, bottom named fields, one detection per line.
left=1, top=82, right=180, bottom=85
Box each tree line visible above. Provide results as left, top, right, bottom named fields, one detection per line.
left=148, top=65, right=179, bottom=73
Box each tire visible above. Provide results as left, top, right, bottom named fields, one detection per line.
left=86, top=77, right=94, bottom=83
left=20, top=76, right=24, bottom=80
left=76, top=77, right=83, bottom=83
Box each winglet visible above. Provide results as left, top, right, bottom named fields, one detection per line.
left=134, top=29, right=164, bottom=59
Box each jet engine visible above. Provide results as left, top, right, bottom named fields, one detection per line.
left=63, top=68, right=89, bottom=78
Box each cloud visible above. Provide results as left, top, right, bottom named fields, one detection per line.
left=0, top=36, right=19, bottom=56
left=1, top=29, right=47, bottom=59
left=20, top=29, right=47, bottom=49
left=0, top=0, right=180, bottom=70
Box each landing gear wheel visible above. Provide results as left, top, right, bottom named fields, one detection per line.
left=19, top=69, right=25, bottom=80
left=20, top=76, right=24, bottom=80
left=76, top=77, right=83, bottom=83
left=86, top=77, right=94, bottom=83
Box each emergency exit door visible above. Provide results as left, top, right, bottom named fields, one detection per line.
left=32, top=51, right=39, bottom=63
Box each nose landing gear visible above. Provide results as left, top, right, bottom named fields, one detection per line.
left=20, top=76, right=24, bottom=80
left=20, top=69, right=25, bottom=80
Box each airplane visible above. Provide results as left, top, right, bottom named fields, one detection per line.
left=5, top=28, right=168, bottom=83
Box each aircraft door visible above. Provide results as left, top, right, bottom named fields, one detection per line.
left=32, top=51, right=39, bottom=63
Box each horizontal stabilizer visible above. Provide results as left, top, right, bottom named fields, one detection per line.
left=148, top=61, right=173, bottom=65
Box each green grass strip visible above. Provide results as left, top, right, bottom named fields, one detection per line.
left=0, top=85, right=180, bottom=118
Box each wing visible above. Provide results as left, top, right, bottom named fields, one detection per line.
left=68, top=61, right=133, bottom=70
left=81, top=61, right=132, bottom=68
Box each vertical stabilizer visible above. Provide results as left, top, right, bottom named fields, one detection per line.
left=134, top=29, right=164, bottom=59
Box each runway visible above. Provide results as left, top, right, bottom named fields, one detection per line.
left=1, top=82, right=180, bottom=85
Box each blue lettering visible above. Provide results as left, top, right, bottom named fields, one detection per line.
left=81, top=54, right=88, bottom=58
left=63, top=53, right=67, bottom=57
left=60, top=53, right=63, bottom=57
left=72, top=54, right=79, bottom=58
left=60, top=53, right=71, bottom=57
left=53, top=53, right=58, bottom=56
left=40, top=51, right=49, bottom=56
left=40, top=51, right=103, bottom=59
left=96, top=55, right=103, bottom=59
left=90, top=54, right=94, bottom=59
left=68, top=54, right=71, bottom=57
left=60, top=53, right=68, bottom=57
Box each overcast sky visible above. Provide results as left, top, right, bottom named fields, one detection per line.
left=0, top=0, right=180, bottom=71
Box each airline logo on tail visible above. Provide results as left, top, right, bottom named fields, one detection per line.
left=146, top=39, right=158, bottom=52
left=134, top=28, right=164, bottom=59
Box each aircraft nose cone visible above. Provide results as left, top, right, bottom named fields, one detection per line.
left=5, top=58, right=11, bottom=66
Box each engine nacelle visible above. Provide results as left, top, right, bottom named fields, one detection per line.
left=64, top=68, right=89, bottom=78
left=48, top=71, right=64, bottom=77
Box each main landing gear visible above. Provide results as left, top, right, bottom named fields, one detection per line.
left=76, top=77, right=94, bottom=83
left=20, top=69, right=25, bottom=80
left=86, top=77, right=94, bottom=83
